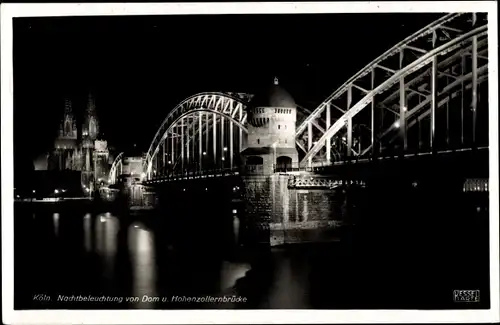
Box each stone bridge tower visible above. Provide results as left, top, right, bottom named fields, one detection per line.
left=241, top=77, right=299, bottom=247
left=241, top=76, right=299, bottom=173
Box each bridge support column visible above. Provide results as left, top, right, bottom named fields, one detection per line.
left=239, top=106, right=243, bottom=154
left=430, top=56, right=437, bottom=154
left=242, top=173, right=343, bottom=247
left=186, top=118, right=190, bottom=171
left=213, top=113, right=217, bottom=166
left=347, top=117, right=352, bottom=158
left=205, top=112, right=209, bottom=158
left=171, top=132, right=175, bottom=176
left=199, top=112, right=203, bottom=172
left=472, top=34, right=478, bottom=147
left=229, top=120, right=234, bottom=169
left=326, top=104, right=331, bottom=164
left=162, top=139, right=166, bottom=175
left=307, top=121, right=312, bottom=167
left=346, top=86, right=352, bottom=159
left=371, top=69, right=378, bottom=158
left=399, top=76, right=407, bottom=154
left=181, top=118, right=185, bottom=174
left=221, top=116, right=225, bottom=169
left=399, top=50, right=407, bottom=154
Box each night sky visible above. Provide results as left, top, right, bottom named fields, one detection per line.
left=13, top=12, right=444, bottom=169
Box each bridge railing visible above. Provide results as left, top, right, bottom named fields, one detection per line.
left=148, top=167, right=240, bottom=181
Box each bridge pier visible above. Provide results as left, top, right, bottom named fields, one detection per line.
left=241, top=173, right=346, bottom=247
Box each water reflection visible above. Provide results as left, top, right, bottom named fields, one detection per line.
left=127, top=222, right=157, bottom=308
left=83, top=213, right=92, bottom=252
left=95, top=213, right=119, bottom=280
left=52, top=213, right=60, bottom=237
left=233, top=215, right=240, bottom=246
left=15, top=181, right=491, bottom=310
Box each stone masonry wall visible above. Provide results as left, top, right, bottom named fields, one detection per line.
left=243, top=174, right=343, bottom=246
left=242, top=175, right=272, bottom=245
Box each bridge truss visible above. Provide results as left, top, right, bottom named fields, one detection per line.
left=144, top=13, right=490, bottom=180
left=144, top=93, right=250, bottom=180
left=108, top=152, right=124, bottom=184
left=297, top=12, right=489, bottom=167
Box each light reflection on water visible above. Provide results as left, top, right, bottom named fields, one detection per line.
left=83, top=213, right=92, bottom=252
left=52, top=213, right=60, bottom=237
left=127, top=222, right=158, bottom=308
left=95, top=213, right=119, bottom=281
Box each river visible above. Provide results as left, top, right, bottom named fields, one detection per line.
left=13, top=180, right=490, bottom=310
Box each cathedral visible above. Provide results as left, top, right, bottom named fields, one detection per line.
left=47, top=93, right=110, bottom=192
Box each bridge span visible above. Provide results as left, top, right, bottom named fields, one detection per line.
left=104, top=12, right=490, bottom=246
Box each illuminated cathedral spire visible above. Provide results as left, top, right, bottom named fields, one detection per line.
left=82, top=92, right=99, bottom=140
left=59, top=98, right=77, bottom=139
left=64, top=98, right=72, bottom=113
left=86, top=92, right=96, bottom=113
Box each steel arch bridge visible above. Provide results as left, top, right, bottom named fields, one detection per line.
left=144, top=12, right=489, bottom=181
left=108, top=152, right=124, bottom=184
left=297, top=12, right=489, bottom=166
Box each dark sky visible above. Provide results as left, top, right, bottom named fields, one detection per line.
left=13, top=12, right=444, bottom=163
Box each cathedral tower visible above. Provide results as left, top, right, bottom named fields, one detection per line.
left=82, top=92, right=99, bottom=140
left=81, top=92, right=100, bottom=191
left=52, top=98, right=78, bottom=170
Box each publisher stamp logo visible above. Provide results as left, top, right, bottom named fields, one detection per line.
left=453, top=290, right=480, bottom=302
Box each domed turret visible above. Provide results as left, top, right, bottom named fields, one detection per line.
left=250, top=77, right=296, bottom=109
left=248, top=77, right=296, bottom=127
left=241, top=77, right=299, bottom=175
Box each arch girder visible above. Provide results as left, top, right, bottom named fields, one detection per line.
left=378, top=69, right=489, bottom=154
left=299, top=14, right=488, bottom=166
left=296, top=13, right=486, bottom=139
left=108, top=152, right=124, bottom=184
left=144, top=92, right=250, bottom=174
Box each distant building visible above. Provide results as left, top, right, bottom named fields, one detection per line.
left=94, top=140, right=110, bottom=184
left=44, top=93, right=110, bottom=192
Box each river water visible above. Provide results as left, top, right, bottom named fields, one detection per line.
left=14, top=181, right=490, bottom=310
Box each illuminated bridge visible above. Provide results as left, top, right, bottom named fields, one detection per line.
left=138, top=13, right=489, bottom=181
left=107, top=13, right=490, bottom=245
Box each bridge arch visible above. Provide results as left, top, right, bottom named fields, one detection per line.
left=144, top=93, right=250, bottom=179
left=108, top=152, right=124, bottom=184
left=297, top=13, right=489, bottom=166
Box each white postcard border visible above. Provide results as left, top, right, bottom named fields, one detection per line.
left=2, top=2, right=498, bottom=324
